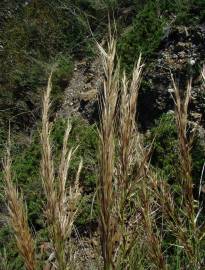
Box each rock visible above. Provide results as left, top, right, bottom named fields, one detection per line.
left=138, top=24, right=205, bottom=130
left=57, top=58, right=102, bottom=123
left=57, top=24, right=205, bottom=133
left=178, top=51, right=186, bottom=58
left=80, top=89, right=97, bottom=102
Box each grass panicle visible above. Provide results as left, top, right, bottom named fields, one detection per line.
left=3, top=137, right=37, bottom=270
left=3, top=35, right=205, bottom=270
left=97, top=35, right=119, bottom=270
left=4, top=74, right=82, bottom=270
left=41, top=74, right=82, bottom=270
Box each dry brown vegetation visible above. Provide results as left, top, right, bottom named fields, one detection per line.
left=97, top=36, right=205, bottom=270
left=4, top=75, right=82, bottom=270
left=3, top=38, right=205, bottom=270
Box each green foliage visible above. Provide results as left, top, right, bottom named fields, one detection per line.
left=53, top=56, right=73, bottom=87
left=160, top=0, right=205, bottom=24
left=0, top=0, right=90, bottom=132
left=118, top=1, right=165, bottom=71
left=21, top=117, right=97, bottom=226
left=145, top=112, right=205, bottom=268
left=51, top=56, right=74, bottom=109
left=147, top=113, right=179, bottom=181
left=0, top=226, right=24, bottom=270
left=0, top=116, right=98, bottom=268
left=52, top=117, right=99, bottom=226
left=0, top=117, right=98, bottom=222
left=117, top=0, right=205, bottom=72
left=77, top=194, right=98, bottom=227
left=147, top=113, right=205, bottom=187
left=191, top=132, right=205, bottom=186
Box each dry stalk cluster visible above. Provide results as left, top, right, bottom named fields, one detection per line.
left=3, top=137, right=37, bottom=270
left=97, top=35, right=205, bottom=270
left=3, top=75, right=82, bottom=270
left=3, top=36, right=205, bottom=270
left=97, top=36, right=149, bottom=269
left=41, top=75, right=82, bottom=270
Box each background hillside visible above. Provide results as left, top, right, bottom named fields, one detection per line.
left=0, top=1, right=205, bottom=269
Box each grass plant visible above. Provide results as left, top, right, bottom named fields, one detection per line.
left=3, top=36, right=205, bottom=270
left=4, top=75, right=82, bottom=270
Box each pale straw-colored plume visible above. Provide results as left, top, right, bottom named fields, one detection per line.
left=3, top=137, right=37, bottom=270
left=40, top=74, right=82, bottom=270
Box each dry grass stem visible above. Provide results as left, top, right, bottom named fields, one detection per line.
left=41, top=74, right=82, bottom=270
left=171, top=75, right=194, bottom=222
left=3, top=140, right=37, bottom=270
left=98, top=36, right=119, bottom=270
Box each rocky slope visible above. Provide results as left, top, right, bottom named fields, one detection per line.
left=139, top=24, right=205, bottom=129
left=57, top=24, right=205, bottom=133
left=57, top=58, right=102, bottom=123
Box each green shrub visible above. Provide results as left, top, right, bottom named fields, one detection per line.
left=117, top=0, right=205, bottom=72
left=146, top=113, right=179, bottom=181
left=118, top=1, right=165, bottom=72
left=53, top=56, right=73, bottom=87
left=147, top=113, right=205, bottom=188
left=147, top=0, right=205, bottom=25
left=0, top=0, right=89, bottom=125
